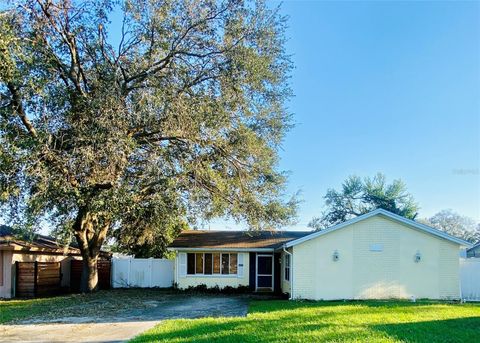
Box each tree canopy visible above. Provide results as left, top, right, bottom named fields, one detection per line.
left=309, top=173, right=418, bottom=230
left=421, top=209, right=480, bottom=243
left=0, top=0, right=297, bottom=290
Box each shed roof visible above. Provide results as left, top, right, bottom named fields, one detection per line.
left=467, top=242, right=480, bottom=252
left=0, top=225, right=69, bottom=250
left=169, top=230, right=312, bottom=250
left=0, top=225, right=111, bottom=257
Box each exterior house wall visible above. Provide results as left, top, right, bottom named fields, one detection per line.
left=175, top=251, right=250, bottom=289
left=292, top=216, right=461, bottom=300
left=0, top=251, right=80, bottom=298
left=0, top=250, right=13, bottom=298
left=292, top=224, right=354, bottom=300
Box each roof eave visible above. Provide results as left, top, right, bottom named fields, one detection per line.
left=168, top=247, right=275, bottom=252
left=467, top=242, right=480, bottom=251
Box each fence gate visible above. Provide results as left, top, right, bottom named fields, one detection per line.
left=16, top=262, right=61, bottom=297
left=460, top=258, right=480, bottom=301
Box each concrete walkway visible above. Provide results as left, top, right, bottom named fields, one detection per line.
left=0, top=295, right=249, bottom=343
left=0, top=321, right=159, bottom=343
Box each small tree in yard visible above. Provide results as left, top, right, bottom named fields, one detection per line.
left=309, top=173, right=419, bottom=230
left=0, top=0, right=297, bottom=291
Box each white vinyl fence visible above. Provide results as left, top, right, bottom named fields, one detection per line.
left=460, top=258, right=480, bottom=301
left=112, top=257, right=174, bottom=288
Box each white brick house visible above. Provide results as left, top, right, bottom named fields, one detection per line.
left=169, top=209, right=472, bottom=300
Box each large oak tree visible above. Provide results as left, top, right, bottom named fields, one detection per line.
left=0, top=0, right=297, bottom=291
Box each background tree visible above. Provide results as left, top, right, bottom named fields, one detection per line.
left=0, top=0, right=297, bottom=291
left=421, top=209, right=480, bottom=243
left=309, top=173, right=418, bottom=230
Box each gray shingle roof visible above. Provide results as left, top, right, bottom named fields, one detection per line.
left=169, top=230, right=312, bottom=249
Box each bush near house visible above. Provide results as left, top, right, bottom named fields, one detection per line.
left=178, top=284, right=251, bottom=295
left=131, top=300, right=480, bottom=343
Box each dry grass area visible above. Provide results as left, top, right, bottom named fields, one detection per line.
left=0, top=288, right=174, bottom=324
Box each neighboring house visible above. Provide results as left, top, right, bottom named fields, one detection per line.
left=467, top=242, right=480, bottom=258
left=0, top=225, right=110, bottom=298
left=169, top=209, right=472, bottom=300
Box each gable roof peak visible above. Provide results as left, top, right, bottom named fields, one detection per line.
left=285, top=208, right=473, bottom=248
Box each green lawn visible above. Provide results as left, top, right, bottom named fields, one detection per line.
left=0, top=294, right=74, bottom=324
left=131, top=300, right=480, bottom=343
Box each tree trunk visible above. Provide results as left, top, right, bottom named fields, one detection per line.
left=73, top=208, right=109, bottom=293
left=80, top=254, right=99, bottom=293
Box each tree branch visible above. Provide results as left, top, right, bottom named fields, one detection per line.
left=7, top=83, right=37, bottom=138
left=36, top=0, right=87, bottom=96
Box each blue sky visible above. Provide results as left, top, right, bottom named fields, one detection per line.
left=267, top=0, right=479, bottom=230
left=9, top=1, right=478, bottom=234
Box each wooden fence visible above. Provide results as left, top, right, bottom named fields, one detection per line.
left=15, top=262, right=61, bottom=297
left=70, top=259, right=111, bottom=291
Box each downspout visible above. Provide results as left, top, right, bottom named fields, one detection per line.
left=283, top=245, right=293, bottom=300
left=459, top=255, right=464, bottom=302
left=175, top=250, right=179, bottom=288
left=170, top=248, right=177, bottom=289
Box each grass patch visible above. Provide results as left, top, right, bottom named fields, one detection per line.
left=0, top=288, right=173, bottom=324
left=131, top=300, right=480, bottom=343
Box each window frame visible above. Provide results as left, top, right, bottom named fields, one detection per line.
left=204, top=253, right=213, bottom=275
left=213, top=253, right=221, bottom=274
left=284, top=254, right=290, bottom=282
left=195, top=253, right=204, bottom=274
left=186, top=252, right=238, bottom=277
left=187, top=252, right=195, bottom=275
left=221, top=253, right=230, bottom=274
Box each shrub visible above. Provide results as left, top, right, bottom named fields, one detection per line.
left=181, top=284, right=251, bottom=294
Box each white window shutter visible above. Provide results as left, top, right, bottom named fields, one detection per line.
left=237, top=253, right=244, bottom=278
left=179, top=253, right=187, bottom=277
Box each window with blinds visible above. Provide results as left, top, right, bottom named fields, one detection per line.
left=187, top=252, right=238, bottom=275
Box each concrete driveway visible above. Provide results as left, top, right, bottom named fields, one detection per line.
left=0, top=295, right=248, bottom=343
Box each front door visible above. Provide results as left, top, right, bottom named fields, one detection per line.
left=256, top=254, right=273, bottom=291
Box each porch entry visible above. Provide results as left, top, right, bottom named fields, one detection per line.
left=256, top=254, right=273, bottom=291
